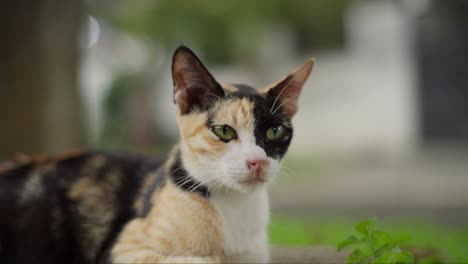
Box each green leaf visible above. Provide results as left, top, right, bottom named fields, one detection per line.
left=392, top=247, right=402, bottom=254
left=347, top=253, right=363, bottom=264
left=373, top=230, right=392, bottom=244
left=351, top=248, right=366, bottom=257
left=374, top=244, right=394, bottom=258
left=374, top=252, right=391, bottom=264
left=338, top=235, right=360, bottom=251
left=347, top=248, right=368, bottom=264
left=339, top=218, right=416, bottom=264
left=372, top=230, right=393, bottom=249
left=356, top=218, right=376, bottom=236
left=383, top=247, right=415, bottom=264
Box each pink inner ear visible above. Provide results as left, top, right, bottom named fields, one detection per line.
left=171, top=47, right=225, bottom=113
left=269, top=75, right=303, bottom=118
left=267, top=58, right=314, bottom=118
left=173, top=54, right=211, bottom=90
left=174, top=86, right=207, bottom=114
left=173, top=68, right=209, bottom=92
left=280, top=98, right=298, bottom=118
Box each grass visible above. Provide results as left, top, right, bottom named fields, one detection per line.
left=269, top=215, right=468, bottom=263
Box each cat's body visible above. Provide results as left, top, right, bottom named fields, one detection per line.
left=0, top=47, right=314, bottom=263
left=0, top=150, right=163, bottom=263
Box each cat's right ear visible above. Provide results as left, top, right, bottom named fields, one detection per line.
left=172, top=46, right=225, bottom=114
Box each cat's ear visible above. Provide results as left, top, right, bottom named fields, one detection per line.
left=260, top=58, right=315, bottom=118
left=172, top=46, right=225, bottom=114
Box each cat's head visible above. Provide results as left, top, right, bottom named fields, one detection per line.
left=172, top=46, right=314, bottom=193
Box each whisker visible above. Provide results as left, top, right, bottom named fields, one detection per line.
left=168, top=167, right=183, bottom=176
left=269, top=77, right=295, bottom=114
left=207, top=93, right=222, bottom=101
left=271, top=97, right=293, bottom=116
left=280, top=165, right=297, bottom=178
left=182, top=176, right=219, bottom=199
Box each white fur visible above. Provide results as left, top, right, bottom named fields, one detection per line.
left=211, top=187, right=270, bottom=263
left=20, top=174, right=43, bottom=203
left=181, top=102, right=281, bottom=193
left=179, top=100, right=282, bottom=262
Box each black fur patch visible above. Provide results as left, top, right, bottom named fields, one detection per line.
left=92, top=151, right=164, bottom=263
left=227, top=83, right=257, bottom=99
left=232, top=83, right=256, bottom=95
left=140, top=167, right=167, bottom=217
left=252, top=95, right=293, bottom=159
left=0, top=151, right=165, bottom=264
left=168, top=151, right=210, bottom=198
left=227, top=84, right=293, bottom=159
left=0, top=154, right=91, bottom=264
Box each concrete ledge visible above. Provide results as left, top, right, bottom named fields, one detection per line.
left=271, top=246, right=347, bottom=263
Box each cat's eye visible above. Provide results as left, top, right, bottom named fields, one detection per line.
left=266, top=125, right=286, bottom=141
left=212, top=125, right=238, bottom=142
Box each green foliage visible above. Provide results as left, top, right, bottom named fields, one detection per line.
left=100, top=73, right=134, bottom=147
left=270, top=215, right=468, bottom=263
left=338, top=218, right=415, bottom=264
left=100, top=0, right=353, bottom=64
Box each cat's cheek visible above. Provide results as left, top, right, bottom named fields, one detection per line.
left=264, top=158, right=281, bottom=182
left=219, top=149, right=247, bottom=187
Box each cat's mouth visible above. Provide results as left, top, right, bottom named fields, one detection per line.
left=238, top=175, right=266, bottom=185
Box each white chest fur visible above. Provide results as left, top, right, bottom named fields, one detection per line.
left=210, top=188, right=270, bottom=263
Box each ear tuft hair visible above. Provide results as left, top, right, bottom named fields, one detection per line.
left=261, top=58, right=315, bottom=118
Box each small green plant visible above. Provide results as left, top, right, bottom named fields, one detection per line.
left=337, top=218, right=415, bottom=264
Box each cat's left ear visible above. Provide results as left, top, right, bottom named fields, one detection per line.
left=260, top=58, right=315, bottom=118
left=172, top=46, right=225, bottom=114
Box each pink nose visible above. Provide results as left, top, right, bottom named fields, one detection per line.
left=246, top=159, right=266, bottom=177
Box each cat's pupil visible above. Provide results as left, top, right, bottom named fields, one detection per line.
left=223, top=126, right=229, bottom=134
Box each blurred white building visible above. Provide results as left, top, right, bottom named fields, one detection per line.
left=289, top=0, right=420, bottom=159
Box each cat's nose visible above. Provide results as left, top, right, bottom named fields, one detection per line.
left=246, top=159, right=266, bottom=177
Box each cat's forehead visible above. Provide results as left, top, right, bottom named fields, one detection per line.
left=219, top=83, right=274, bottom=111
left=221, top=83, right=262, bottom=97
left=209, top=83, right=291, bottom=126
left=210, top=97, right=255, bottom=131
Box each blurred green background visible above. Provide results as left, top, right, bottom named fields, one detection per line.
left=1, top=0, right=468, bottom=262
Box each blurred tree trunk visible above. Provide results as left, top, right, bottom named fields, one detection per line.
left=0, top=0, right=84, bottom=160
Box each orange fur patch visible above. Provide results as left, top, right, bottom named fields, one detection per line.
left=177, top=112, right=208, bottom=141
left=213, top=98, right=255, bottom=132
left=221, top=83, right=239, bottom=93
left=177, top=112, right=227, bottom=159
left=111, top=182, right=223, bottom=262
left=177, top=98, right=255, bottom=164
left=0, top=149, right=84, bottom=175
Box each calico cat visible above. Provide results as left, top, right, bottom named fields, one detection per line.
left=0, top=46, right=314, bottom=263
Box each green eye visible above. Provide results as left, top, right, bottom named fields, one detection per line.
left=212, top=125, right=238, bottom=142
left=266, top=125, right=286, bottom=141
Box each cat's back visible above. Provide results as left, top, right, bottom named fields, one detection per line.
left=0, top=150, right=165, bottom=264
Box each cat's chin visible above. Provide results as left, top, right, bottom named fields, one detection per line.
left=223, top=180, right=268, bottom=194
left=239, top=182, right=266, bottom=193
left=220, top=170, right=278, bottom=194
left=238, top=174, right=267, bottom=184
